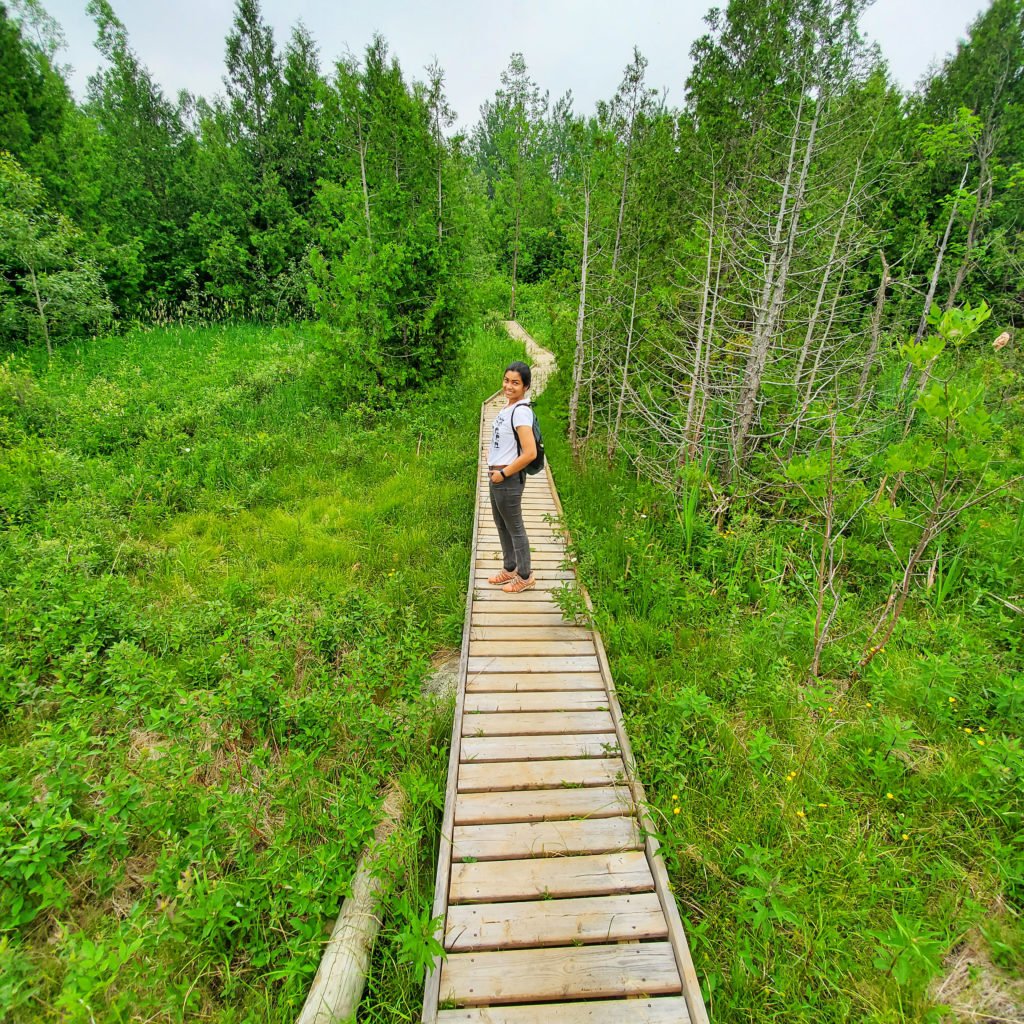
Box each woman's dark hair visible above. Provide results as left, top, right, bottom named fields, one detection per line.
left=505, top=361, right=532, bottom=390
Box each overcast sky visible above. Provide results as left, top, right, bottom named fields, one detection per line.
left=42, top=0, right=987, bottom=131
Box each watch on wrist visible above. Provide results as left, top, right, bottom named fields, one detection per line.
left=500, top=469, right=507, bottom=479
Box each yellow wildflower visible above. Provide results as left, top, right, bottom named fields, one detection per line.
left=886, top=793, right=895, bottom=800
left=902, top=833, right=909, bottom=841
left=673, top=807, right=680, bottom=815
left=796, top=810, right=805, bottom=818
left=964, top=728, right=973, bottom=735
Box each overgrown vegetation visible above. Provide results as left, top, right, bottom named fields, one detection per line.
left=2, top=0, right=1023, bottom=1019
left=531, top=300, right=1023, bottom=1022
left=0, top=322, right=523, bottom=1019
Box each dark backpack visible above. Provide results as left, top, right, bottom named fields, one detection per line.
left=511, top=403, right=545, bottom=475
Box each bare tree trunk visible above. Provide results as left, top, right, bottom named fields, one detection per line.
left=792, top=259, right=848, bottom=440
left=856, top=251, right=890, bottom=406
left=733, top=96, right=817, bottom=473
left=356, top=111, right=373, bottom=252
left=610, top=246, right=641, bottom=462
left=509, top=202, right=521, bottom=321
left=611, top=145, right=631, bottom=276
left=900, top=161, right=970, bottom=390
left=568, top=182, right=591, bottom=451
left=945, top=130, right=993, bottom=310
left=685, top=188, right=718, bottom=457
left=28, top=264, right=51, bottom=359
left=793, top=151, right=862, bottom=389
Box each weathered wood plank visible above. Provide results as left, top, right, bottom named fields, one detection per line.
left=457, top=758, right=624, bottom=792
left=471, top=590, right=567, bottom=604
left=468, top=622, right=589, bottom=638
left=475, top=558, right=567, bottom=569
left=464, top=691, right=608, bottom=713
left=460, top=734, right=619, bottom=762
left=452, top=816, right=641, bottom=861
left=454, top=785, right=632, bottom=825
left=449, top=851, right=654, bottom=904
left=439, top=942, right=681, bottom=1006
left=465, top=672, right=605, bottom=692
left=468, top=640, right=596, bottom=658
left=469, top=599, right=566, bottom=615
left=436, top=997, right=691, bottom=1023
left=445, top=892, right=667, bottom=951
left=467, top=656, right=600, bottom=674
left=471, top=612, right=581, bottom=627
left=462, top=711, right=615, bottom=737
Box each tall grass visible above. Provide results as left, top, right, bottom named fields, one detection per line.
left=0, top=321, right=524, bottom=1021
left=529, top=330, right=1023, bottom=1023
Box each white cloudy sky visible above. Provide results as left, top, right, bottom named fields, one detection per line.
left=42, top=0, right=987, bottom=130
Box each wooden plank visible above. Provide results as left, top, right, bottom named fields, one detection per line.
left=437, top=997, right=691, bottom=1023
left=444, top=892, right=667, bottom=951
left=449, top=851, right=654, bottom=904
left=468, top=640, right=595, bottom=658
left=543, top=463, right=710, bottom=1024
left=462, top=711, right=615, bottom=736
left=439, top=942, right=681, bottom=1006
left=475, top=558, right=567, bottom=568
left=423, top=390, right=497, bottom=1024
left=469, top=597, right=566, bottom=612
left=454, top=785, right=632, bottom=825
left=452, top=816, right=641, bottom=860
left=468, top=622, right=589, bottom=638
left=476, top=542, right=564, bottom=552
left=466, top=672, right=605, bottom=692
left=467, top=656, right=600, bottom=674
left=464, top=691, right=608, bottom=713
left=461, top=734, right=619, bottom=762
left=473, top=572, right=576, bottom=584
left=457, top=758, right=624, bottom=792
left=471, top=612, right=581, bottom=627
left=472, top=590, right=567, bottom=604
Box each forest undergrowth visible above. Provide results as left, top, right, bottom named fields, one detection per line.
left=522, top=296, right=1024, bottom=1024
left=0, top=321, right=524, bottom=1021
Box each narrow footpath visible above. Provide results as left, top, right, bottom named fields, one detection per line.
left=422, top=323, right=707, bottom=1023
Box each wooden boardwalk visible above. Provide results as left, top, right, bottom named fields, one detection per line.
left=422, top=325, right=707, bottom=1023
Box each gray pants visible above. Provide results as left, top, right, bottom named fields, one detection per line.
left=489, top=473, right=531, bottom=578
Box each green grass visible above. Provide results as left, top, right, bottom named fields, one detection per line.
left=525, top=306, right=1024, bottom=1023
left=0, top=321, right=523, bottom=1021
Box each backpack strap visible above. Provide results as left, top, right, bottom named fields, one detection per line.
left=510, top=402, right=529, bottom=457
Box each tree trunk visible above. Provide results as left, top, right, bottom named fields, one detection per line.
left=793, top=151, right=862, bottom=390
left=28, top=264, right=51, bottom=359
left=732, top=96, right=817, bottom=473
left=610, top=245, right=641, bottom=463
left=944, top=130, right=993, bottom=310
left=356, top=110, right=373, bottom=252
left=685, top=191, right=719, bottom=458
left=509, top=202, right=521, bottom=321
left=568, top=182, right=591, bottom=451
left=856, top=251, right=890, bottom=406
left=900, top=161, right=970, bottom=390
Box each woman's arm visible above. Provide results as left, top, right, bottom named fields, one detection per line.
left=499, top=424, right=537, bottom=477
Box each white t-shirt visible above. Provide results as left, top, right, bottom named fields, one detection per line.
left=489, top=401, right=535, bottom=466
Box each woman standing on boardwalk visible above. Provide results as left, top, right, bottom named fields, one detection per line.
left=487, top=361, right=537, bottom=593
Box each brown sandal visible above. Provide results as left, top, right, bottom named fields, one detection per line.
left=502, top=574, right=536, bottom=593
left=488, top=569, right=518, bottom=585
